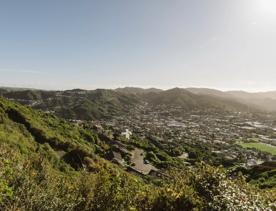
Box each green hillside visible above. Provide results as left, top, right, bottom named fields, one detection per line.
left=0, top=89, right=140, bottom=120
left=143, top=88, right=252, bottom=112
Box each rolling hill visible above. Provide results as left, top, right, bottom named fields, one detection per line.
left=186, top=87, right=276, bottom=112
left=116, top=87, right=163, bottom=95
left=143, top=88, right=252, bottom=112
left=0, top=89, right=140, bottom=120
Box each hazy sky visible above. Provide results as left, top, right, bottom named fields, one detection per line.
left=0, top=0, right=276, bottom=91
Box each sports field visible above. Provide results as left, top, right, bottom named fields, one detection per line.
left=237, top=142, right=276, bottom=156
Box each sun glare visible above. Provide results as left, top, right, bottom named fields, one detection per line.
left=257, top=0, right=276, bottom=17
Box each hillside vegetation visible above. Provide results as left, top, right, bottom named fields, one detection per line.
left=0, top=88, right=139, bottom=120
left=143, top=88, right=251, bottom=112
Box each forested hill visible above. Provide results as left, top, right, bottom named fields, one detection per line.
left=141, top=88, right=252, bottom=112
left=0, top=87, right=259, bottom=121
left=0, top=88, right=140, bottom=120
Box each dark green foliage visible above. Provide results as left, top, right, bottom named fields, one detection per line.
left=236, top=162, right=276, bottom=189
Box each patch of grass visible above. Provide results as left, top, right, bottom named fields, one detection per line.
left=237, top=142, right=276, bottom=155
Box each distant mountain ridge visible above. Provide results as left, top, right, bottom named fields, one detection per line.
left=0, top=86, right=269, bottom=120
left=142, top=88, right=253, bottom=112
left=1, top=86, right=276, bottom=122
left=186, top=87, right=276, bottom=112
left=116, top=87, right=163, bottom=94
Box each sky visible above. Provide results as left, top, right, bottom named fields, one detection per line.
left=0, top=0, right=276, bottom=91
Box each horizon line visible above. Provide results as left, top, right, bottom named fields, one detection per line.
left=1, top=85, right=276, bottom=93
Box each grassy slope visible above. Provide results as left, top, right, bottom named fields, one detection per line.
left=0, top=97, right=159, bottom=210
left=0, top=97, right=99, bottom=168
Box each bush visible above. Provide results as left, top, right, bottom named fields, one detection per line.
left=191, top=163, right=275, bottom=210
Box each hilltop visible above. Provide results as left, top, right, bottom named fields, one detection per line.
left=142, top=88, right=252, bottom=112
left=116, top=87, right=163, bottom=94
left=186, top=87, right=276, bottom=112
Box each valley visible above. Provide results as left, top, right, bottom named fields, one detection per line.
left=0, top=87, right=275, bottom=210
left=1, top=87, right=275, bottom=187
